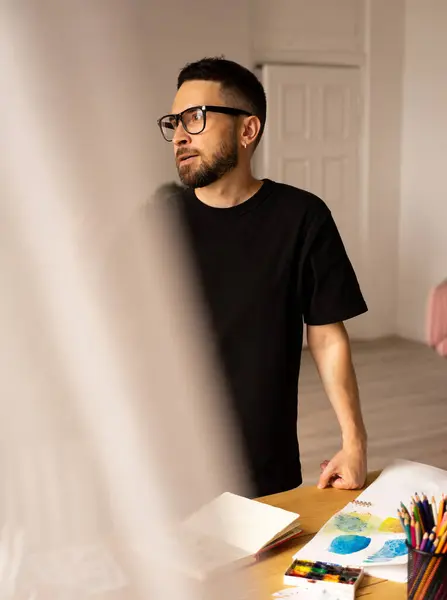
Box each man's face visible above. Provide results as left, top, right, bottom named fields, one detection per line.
left=170, top=81, right=239, bottom=189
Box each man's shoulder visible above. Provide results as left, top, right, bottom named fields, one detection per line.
left=266, top=179, right=331, bottom=222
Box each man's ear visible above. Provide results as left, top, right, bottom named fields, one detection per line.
left=241, top=116, right=261, bottom=149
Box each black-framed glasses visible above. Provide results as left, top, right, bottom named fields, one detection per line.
left=157, top=105, right=252, bottom=142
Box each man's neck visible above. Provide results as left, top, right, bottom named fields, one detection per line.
left=194, top=171, right=263, bottom=209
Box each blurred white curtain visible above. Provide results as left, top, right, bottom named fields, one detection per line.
left=0, top=2, right=254, bottom=598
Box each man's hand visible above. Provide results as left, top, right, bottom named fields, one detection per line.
left=317, top=445, right=367, bottom=490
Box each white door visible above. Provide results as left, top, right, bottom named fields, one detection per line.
left=258, top=64, right=364, bottom=339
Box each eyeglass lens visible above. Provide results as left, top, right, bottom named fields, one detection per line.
left=160, top=107, right=205, bottom=141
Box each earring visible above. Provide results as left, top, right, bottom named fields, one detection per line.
left=242, top=141, right=247, bottom=148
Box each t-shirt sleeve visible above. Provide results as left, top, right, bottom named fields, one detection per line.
left=301, top=208, right=368, bottom=326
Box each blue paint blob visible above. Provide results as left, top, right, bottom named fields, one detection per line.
left=334, top=513, right=368, bottom=533
left=328, top=535, right=371, bottom=555
left=364, top=539, right=408, bottom=563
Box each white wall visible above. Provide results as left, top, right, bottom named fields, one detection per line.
left=398, top=0, right=447, bottom=342
left=252, top=0, right=365, bottom=65
left=143, top=1, right=252, bottom=190
left=361, top=0, right=405, bottom=338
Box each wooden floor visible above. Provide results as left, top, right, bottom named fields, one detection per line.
left=298, top=336, right=447, bottom=486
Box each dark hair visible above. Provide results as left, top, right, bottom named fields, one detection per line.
left=177, top=56, right=267, bottom=147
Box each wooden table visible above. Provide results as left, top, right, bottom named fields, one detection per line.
left=250, top=472, right=407, bottom=599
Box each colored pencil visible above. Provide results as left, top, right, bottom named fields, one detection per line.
left=425, top=532, right=436, bottom=554
left=431, top=575, right=447, bottom=600
left=436, top=496, right=445, bottom=535
left=431, top=496, right=438, bottom=529
left=401, top=501, right=411, bottom=524
left=415, top=493, right=428, bottom=532
left=404, top=516, right=411, bottom=545
left=410, top=516, right=416, bottom=547
left=415, top=521, right=422, bottom=549
left=422, top=494, right=434, bottom=530
left=438, top=512, right=447, bottom=538
left=419, top=532, right=429, bottom=552
left=412, top=500, right=424, bottom=534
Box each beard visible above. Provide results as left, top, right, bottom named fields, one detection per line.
left=177, top=130, right=239, bottom=189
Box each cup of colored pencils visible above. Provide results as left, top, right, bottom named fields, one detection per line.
left=398, top=493, right=447, bottom=600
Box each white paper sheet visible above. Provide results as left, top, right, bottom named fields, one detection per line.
left=294, top=459, right=447, bottom=577
left=365, top=564, right=408, bottom=583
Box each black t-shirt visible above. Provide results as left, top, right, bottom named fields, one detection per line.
left=173, top=179, right=367, bottom=497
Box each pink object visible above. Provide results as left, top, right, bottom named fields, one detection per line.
left=436, top=337, right=447, bottom=357
left=427, top=279, right=447, bottom=357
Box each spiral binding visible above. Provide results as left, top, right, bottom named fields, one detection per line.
left=351, top=500, right=373, bottom=508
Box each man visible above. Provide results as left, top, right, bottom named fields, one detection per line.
left=156, top=57, right=368, bottom=498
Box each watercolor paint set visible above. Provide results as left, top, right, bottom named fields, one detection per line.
left=283, top=559, right=364, bottom=599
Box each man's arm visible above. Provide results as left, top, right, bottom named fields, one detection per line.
left=306, top=321, right=367, bottom=490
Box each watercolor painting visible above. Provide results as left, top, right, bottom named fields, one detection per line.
left=321, top=511, right=401, bottom=536
left=378, top=517, right=403, bottom=534
left=333, top=512, right=371, bottom=533
left=293, top=507, right=407, bottom=568
left=328, top=534, right=371, bottom=555
left=364, top=539, right=408, bottom=563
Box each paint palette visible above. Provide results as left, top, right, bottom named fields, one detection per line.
left=283, top=559, right=364, bottom=599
